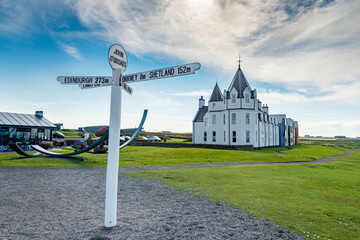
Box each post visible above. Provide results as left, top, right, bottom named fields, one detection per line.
left=104, top=68, right=122, bottom=227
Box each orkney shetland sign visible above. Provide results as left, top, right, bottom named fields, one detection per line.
left=121, top=62, right=201, bottom=84
left=108, top=44, right=127, bottom=71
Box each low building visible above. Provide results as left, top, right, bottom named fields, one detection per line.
left=54, top=123, right=63, bottom=130
left=0, top=111, right=56, bottom=151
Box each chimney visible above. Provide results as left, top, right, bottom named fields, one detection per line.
left=35, top=111, right=43, bottom=118
left=199, top=96, right=205, bottom=108
left=262, top=104, right=269, bottom=114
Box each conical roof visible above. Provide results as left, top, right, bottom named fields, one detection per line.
left=209, top=83, right=223, bottom=102
left=227, top=66, right=251, bottom=98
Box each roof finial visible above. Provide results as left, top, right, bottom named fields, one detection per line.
left=238, top=54, right=243, bottom=68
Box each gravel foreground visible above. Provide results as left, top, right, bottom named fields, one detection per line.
left=0, top=168, right=304, bottom=240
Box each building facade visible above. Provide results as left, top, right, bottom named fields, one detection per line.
left=193, top=66, right=298, bottom=148
left=0, top=111, right=56, bottom=151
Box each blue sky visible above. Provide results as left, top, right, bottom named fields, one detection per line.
left=0, top=0, right=359, bottom=137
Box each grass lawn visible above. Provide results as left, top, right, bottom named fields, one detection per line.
left=0, top=144, right=343, bottom=168
left=167, top=138, right=191, bottom=143
left=0, top=143, right=357, bottom=239
left=300, top=137, right=360, bottom=150
left=128, top=150, right=360, bottom=240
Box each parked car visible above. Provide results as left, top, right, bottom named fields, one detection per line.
left=146, top=136, right=161, bottom=142
left=53, top=132, right=65, bottom=138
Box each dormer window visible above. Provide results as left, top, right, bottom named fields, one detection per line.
left=245, top=94, right=249, bottom=103
left=231, top=94, right=236, bottom=103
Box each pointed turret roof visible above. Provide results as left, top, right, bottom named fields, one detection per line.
left=227, top=66, right=251, bottom=98
left=209, top=83, right=223, bottom=102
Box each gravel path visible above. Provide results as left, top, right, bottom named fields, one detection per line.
left=0, top=168, right=304, bottom=239
left=118, top=149, right=351, bottom=172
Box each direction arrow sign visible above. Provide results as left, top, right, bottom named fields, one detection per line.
left=121, top=62, right=201, bottom=84
left=121, top=82, right=133, bottom=95
left=79, top=83, right=111, bottom=89
left=108, top=44, right=127, bottom=72
left=57, top=76, right=112, bottom=85
left=79, top=81, right=133, bottom=95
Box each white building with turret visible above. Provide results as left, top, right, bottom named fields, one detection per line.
left=193, top=65, right=280, bottom=148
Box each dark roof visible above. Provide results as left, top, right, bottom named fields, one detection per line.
left=0, top=112, right=56, bottom=128
left=227, top=67, right=251, bottom=98
left=193, top=106, right=208, bottom=122
left=209, top=83, right=223, bottom=102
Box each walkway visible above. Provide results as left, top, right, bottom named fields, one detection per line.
left=118, top=149, right=351, bottom=172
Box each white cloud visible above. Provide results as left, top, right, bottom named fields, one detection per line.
left=70, top=0, right=360, bottom=105
left=300, top=120, right=360, bottom=137
left=58, top=43, right=83, bottom=60
left=136, top=90, right=182, bottom=107
left=169, top=90, right=211, bottom=97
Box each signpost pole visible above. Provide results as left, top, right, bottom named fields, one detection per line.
left=104, top=68, right=122, bottom=227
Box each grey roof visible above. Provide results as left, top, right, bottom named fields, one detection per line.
left=0, top=112, right=56, bottom=128
left=193, top=106, right=208, bottom=122
left=209, top=83, right=223, bottom=102
left=227, top=67, right=251, bottom=98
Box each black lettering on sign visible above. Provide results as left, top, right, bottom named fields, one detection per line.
left=140, top=74, right=146, bottom=80
left=114, top=49, right=124, bottom=58
left=95, top=77, right=107, bottom=84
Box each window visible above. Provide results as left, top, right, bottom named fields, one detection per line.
left=246, top=130, right=250, bottom=143
left=212, top=103, right=216, bottom=109
left=212, top=115, right=216, bottom=124
left=223, top=114, right=225, bottom=125
left=232, top=113, right=236, bottom=124
left=0, top=127, right=9, bottom=145
left=232, top=131, right=236, bottom=142
left=16, top=128, right=31, bottom=142
left=205, top=118, right=208, bottom=127
left=246, top=113, right=250, bottom=124
left=231, top=94, right=236, bottom=103
left=37, top=128, right=45, bottom=141
left=204, top=132, right=207, bottom=142
left=224, top=131, right=226, bottom=142
left=212, top=131, right=216, bottom=142
left=245, top=94, right=249, bottom=103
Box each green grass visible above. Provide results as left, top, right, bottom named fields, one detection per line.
left=1, top=143, right=357, bottom=239
left=128, top=150, right=360, bottom=240
left=300, top=137, right=360, bottom=150
left=167, top=138, right=190, bottom=143
left=0, top=145, right=342, bottom=168
left=56, top=129, right=96, bottom=138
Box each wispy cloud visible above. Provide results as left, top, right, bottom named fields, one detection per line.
left=169, top=90, right=211, bottom=97
left=137, top=90, right=182, bottom=107
left=57, top=43, right=82, bottom=60
left=301, top=120, right=360, bottom=137
left=71, top=0, right=360, bottom=103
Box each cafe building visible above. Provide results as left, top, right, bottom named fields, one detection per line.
left=0, top=111, right=56, bottom=151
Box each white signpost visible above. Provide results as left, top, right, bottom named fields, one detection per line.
left=57, top=43, right=201, bottom=228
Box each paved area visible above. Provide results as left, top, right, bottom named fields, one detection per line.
left=0, top=168, right=304, bottom=240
